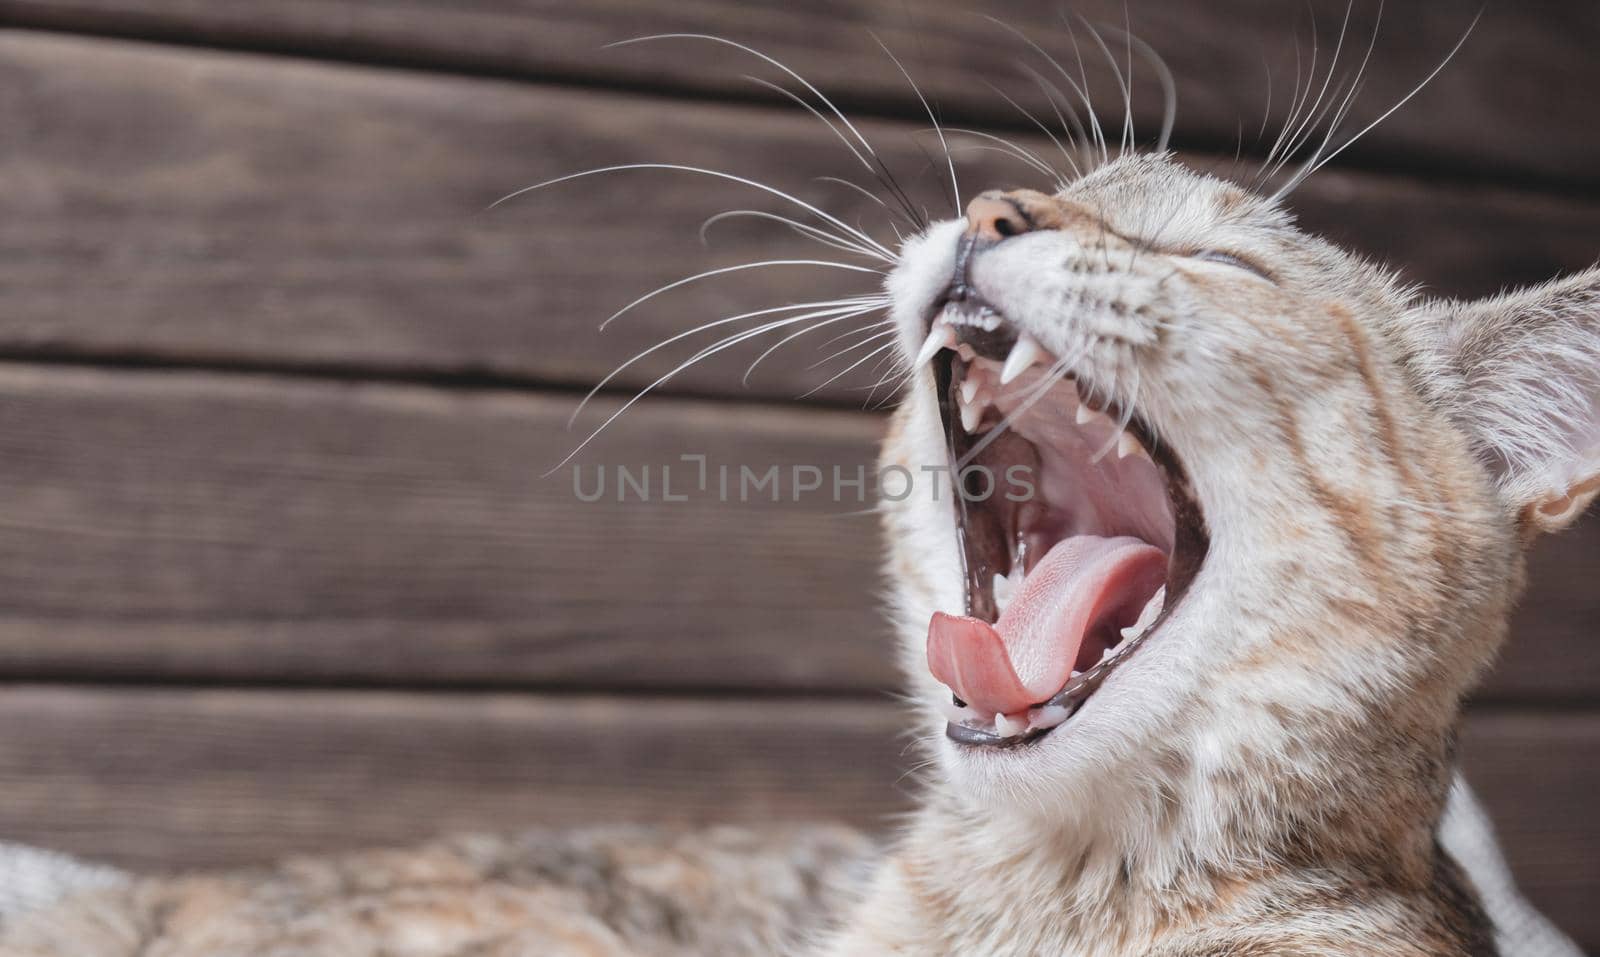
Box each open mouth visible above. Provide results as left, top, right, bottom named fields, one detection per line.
left=917, top=291, right=1209, bottom=749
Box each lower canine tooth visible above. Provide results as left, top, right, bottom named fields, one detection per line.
left=995, top=712, right=1026, bottom=737
left=1133, top=586, right=1166, bottom=632
left=1116, top=432, right=1142, bottom=459
left=960, top=378, right=982, bottom=404
left=939, top=698, right=971, bottom=724
left=1075, top=403, right=1095, bottom=426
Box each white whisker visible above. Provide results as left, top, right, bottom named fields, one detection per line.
left=600, top=259, right=881, bottom=331
left=942, top=128, right=1061, bottom=181
left=799, top=340, right=901, bottom=399
left=982, top=80, right=1076, bottom=186
left=1274, top=0, right=1353, bottom=174
left=569, top=297, right=885, bottom=426
left=744, top=306, right=887, bottom=384
left=816, top=176, right=919, bottom=230
left=700, top=209, right=894, bottom=262
left=1061, top=14, right=1111, bottom=165
left=806, top=327, right=899, bottom=371
left=987, top=15, right=1108, bottom=165
left=1115, top=27, right=1177, bottom=153
left=1016, top=64, right=1090, bottom=178
left=946, top=144, right=1060, bottom=182
left=812, top=317, right=895, bottom=353
left=1277, top=3, right=1478, bottom=199
left=489, top=163, right=897, bottom=261
left=548, top=300, right=886, bottom=476
left=872, top=33, right=960, bottom=215
left=739, top=73, right=877, bottom=175
left=608, top=34, right=878, bottom=159
left=1262, top=14, right=1315, bottom=180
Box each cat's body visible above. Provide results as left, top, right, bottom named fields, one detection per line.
left=0, top=786, right=1575, bottom=955
left=0, top=827, right=873, bottom=956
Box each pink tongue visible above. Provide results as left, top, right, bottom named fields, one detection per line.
left=926, top=536, right=1166, bottom=716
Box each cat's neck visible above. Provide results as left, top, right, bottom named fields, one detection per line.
left=873, top=736, right=1453, bottom=954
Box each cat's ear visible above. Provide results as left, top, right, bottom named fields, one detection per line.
left=1414, top=267, right=1600, bottom=534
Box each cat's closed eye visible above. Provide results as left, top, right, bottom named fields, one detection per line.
left=1191, top=249, right=1273, bottom=282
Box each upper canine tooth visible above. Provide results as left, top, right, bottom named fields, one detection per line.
left=914, top=323, right=956, bottom=369
left=999, top=334, right=1044, bottom=385
left=1116, top=432, right=1143, bottom=460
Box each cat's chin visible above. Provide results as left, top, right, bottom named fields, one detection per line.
left=913, top=293, right=1210, bottom=762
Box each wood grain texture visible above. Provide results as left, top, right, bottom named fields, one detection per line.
left=0, top=686, right=1587, bottom=945
left=1, top=31, right=1598, bottom=408
left=1501, top=513, right=1600, bottom=701
left=0, top=362, right=1589, bottom=701
left=0, top=363, right=894, bottom=691
left=0, top=0, right=1593, bottom=188
left=0, top=686, right=911, bottom=869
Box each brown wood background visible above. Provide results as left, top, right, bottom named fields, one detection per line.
left=0, top=0, right=1594, bottom=947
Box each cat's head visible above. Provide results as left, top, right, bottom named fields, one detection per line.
left=881, top=152, right=1599, bottom=836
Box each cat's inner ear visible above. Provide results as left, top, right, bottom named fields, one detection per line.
left=1418, top=267, right=1600, bottom=534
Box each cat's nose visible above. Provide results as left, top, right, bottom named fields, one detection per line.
left=965, top=192, right=1032, bottom=241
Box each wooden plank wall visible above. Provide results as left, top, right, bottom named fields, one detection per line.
left=0, top=0, right=1594, bottom=946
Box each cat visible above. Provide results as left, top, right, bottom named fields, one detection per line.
left=2, top=150, right=1590, bottom=957
left=810, top=154, right=1599, bottom=956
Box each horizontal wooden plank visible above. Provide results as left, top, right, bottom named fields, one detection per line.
left=0, top=686, right=910, bottom=869
left=0, top=363, right=895, bottom=691
left=1, top=31, right=1597, bottom=407
left=0, top=362, right=1590, bottom=701
left=1500, top=513, right=1600, bottom=701
left=0, top=1, right=1592, bottom=188
left=0, top=687, right=1587, bottom=945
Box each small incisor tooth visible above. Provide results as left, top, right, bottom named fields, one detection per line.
left=999, top=333, right=1045, bottom=384
left=1028, top=704, right=1070, bottom=730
